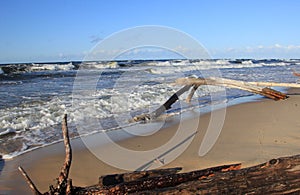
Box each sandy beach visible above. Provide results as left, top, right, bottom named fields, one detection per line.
left=1, top=91, right=300, bottom=194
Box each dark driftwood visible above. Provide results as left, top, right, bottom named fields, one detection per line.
left=131, top=85, right=192, bottom=122
left=155, top=156, right=300, bottom=194
left=98, top=167, right=182, bottom=187
left=75, top=163, right=241, bottom=194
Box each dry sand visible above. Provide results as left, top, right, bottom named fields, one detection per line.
left=1, top=92, right=300, bottom=194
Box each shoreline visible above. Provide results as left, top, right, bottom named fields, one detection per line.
left=0, top=92, right=262, bottom=161
left=1, top=91, right=300, bottom=194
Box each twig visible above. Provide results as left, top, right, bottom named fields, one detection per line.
left=18, top=166, right=41, bottom=195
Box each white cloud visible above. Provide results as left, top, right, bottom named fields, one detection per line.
left=211, top=44, right=300, bottom=59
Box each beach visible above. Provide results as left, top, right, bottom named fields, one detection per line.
left=1, top=90, right=300, bottom=194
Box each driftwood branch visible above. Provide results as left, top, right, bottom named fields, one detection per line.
left=132, top=77, right=300, bottom=122
left=176, top=77, right=300, bottom=88
left=292, top=69, right=300, bottom=77
left=19, top=114, right=73, bottom=194
left=18, top=166, right=41, bottom=195
left=131, top=85, right=192, bottom=122
left=57, top=114, right=72, bottom=192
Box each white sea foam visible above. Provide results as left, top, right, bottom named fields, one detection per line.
left=82, top=61, right=119, bottom=69
left=0, top=128, right=16, bottom=136
left=30, top=63, right=75, bottom=71
left=0, top=68, right=4, bottom=74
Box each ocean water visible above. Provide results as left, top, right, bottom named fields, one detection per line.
left=0, top=59, right=299, bottom=159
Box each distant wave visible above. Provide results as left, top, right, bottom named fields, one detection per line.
left=0, top=61, right=80, bottom=75
left=1, top=59, right=299, bottom=75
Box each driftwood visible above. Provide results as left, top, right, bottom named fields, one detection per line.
left=19, top=114, right=73, bottom=195
left=98, top=167, right=182, bottom=187
left=155, top=156, right=300, bottom=194
left=132, top=77, right=300, bottom=122
left=175, top=77, right=295, bottom=100
left=292, top=69, right=300, bottom=77
left=19, top=114, right=300, bottom=194
left=84, top=163, right=241, bottom=194
left=131, top=85, right=192, bottom=122
left=18, top=166, right=42, bottom=195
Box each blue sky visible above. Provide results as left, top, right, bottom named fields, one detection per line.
left=1, top=0, right=300, bottom=63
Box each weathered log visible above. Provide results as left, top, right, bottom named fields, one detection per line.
left=77, top=163, right=241, bottom=194
left=152, top=155, right=300, bottom=194
left=99, top=167, right=182, bottom=187
left=176, top=77, right=296, bottom=100
left=176, top=77, right=300, bottom=88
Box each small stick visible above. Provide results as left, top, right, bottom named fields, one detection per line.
left=18, top=166, right=41, bottom=195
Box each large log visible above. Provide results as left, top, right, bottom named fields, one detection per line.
left=73, top=155, right=300, bottom=194
left=75, top=163, right=241, bottom=194
left=154, top=155, right=300, bottom=194
left=176, top=77, right=293, bottom=100
left=176, top=77, right=300, bottom=88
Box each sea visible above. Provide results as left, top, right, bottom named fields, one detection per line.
left=0, top=59, right=299, bottom=159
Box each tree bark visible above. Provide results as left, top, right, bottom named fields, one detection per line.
left=99, top=167, right=182, bottom=187
left=154, top=155, right=300, bottom=194
left=77, top=163, right=241, bottom=194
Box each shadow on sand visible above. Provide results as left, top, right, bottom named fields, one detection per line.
left=0, top=155, right=5, bottom=176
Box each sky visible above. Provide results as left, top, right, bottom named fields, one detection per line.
left=1, top=0, right=300, bottom=63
